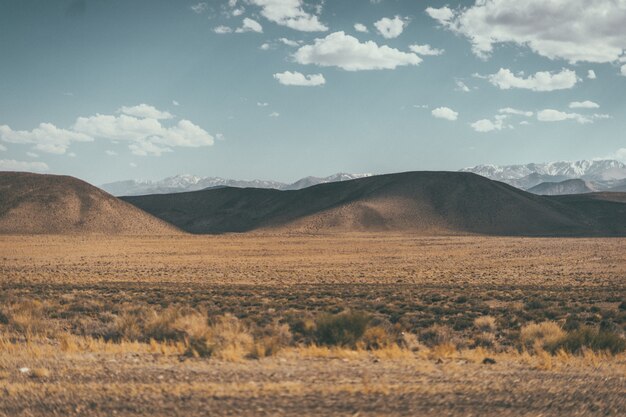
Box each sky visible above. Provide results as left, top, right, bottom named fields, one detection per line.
left=1, top=0, right=625, bottom=185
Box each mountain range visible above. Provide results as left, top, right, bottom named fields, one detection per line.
left=460, top=159, right=626, bottom=191
left=3, top=171, right=626, bottom=236
left=101, top=173, right=372, bottom=196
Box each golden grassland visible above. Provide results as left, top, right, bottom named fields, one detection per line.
left=1, top=233, right=625, bottom=416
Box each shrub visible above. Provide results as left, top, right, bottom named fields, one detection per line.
left=520, top=321, right=565, bottom=352
left=419, top=324, right=454, bottom=348
left=551, top=326, right=626, bottom=355
left=314, top=311, right=370, bottom=347
left=474, top=316, right=497, bottom=333
left=6, top=300, right=48, bottom=335
left=359, top=326, right=395, bottom=350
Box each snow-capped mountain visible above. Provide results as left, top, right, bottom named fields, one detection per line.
left=461, top=160, right=626, bottom=190
left=101, top=173, right=372, bottom=196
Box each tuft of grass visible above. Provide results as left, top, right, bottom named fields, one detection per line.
left=474, top=316, right=497, bottom=333
left=314, top=311, right=370, bottom=348
left=550, top=326, right=626, bottom=355
left=520, top=321, right=565, bottom=353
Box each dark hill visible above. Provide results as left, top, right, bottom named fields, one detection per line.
left=122, top=171, right=626, bottom=236
left=0, top=172, right=180, bottom=234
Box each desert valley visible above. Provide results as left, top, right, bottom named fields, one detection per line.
left=1, top=170, right=625, bottom=416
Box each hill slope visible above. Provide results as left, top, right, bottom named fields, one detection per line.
left=123, top=171, right=626, bottom=236
left=527, top=179, right=596, bottom=195
left=0, top=172, right=180, bottom=234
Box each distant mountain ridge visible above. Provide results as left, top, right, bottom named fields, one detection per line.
left=101, top=173, right=372, bottom=196
left=461, top=159, right=626, bottom=191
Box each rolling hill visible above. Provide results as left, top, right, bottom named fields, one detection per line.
left=123, top=171, right=626, bottom=236
left=527, top=179, right=597, bottom=195
left=0, top=172, right=180, bottom=234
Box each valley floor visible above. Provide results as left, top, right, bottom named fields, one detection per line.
left=1, top=233, right=625, bottom=416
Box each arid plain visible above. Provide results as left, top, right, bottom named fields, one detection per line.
left=1, top=233, right=625, bottom=416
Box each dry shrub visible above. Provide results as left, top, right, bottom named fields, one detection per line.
left=172, top=313, right=212, bottom=357
left=111, top=311, right=144, bottom=341
left=250, top=321, right=293, bottom=359
left=551, top=326, right=626, bottom=355
left=30, top=368, right=51, bottom=379
left=359, top=326, right=395, bottom=350
left=206, top=314, right=254, bottom=360
left=419, top=324, right=455, bottom=348
left=314, top=311, right=370, bottom=348
left=398, top=332, right=423, bottom=352
left=5, top=300, right=48, bottom=335
left=520, top=321, right=565, bottom=352
left=474, top=316, right=497, bottom=333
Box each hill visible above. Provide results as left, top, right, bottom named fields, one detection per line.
left=123, top=171, right=626, bottom=236
left=0, top=172, right=180, bottom=235
left=527, top=179, right=597, bottom=195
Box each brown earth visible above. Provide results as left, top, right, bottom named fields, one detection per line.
left=0, top=172, right=180, bottom=235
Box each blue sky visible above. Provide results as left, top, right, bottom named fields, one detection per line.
left=1, top=0, right=625, bottom=185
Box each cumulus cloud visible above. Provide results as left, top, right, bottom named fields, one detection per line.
left=119, top=104, right=173, bottom=120
left=425, top=1, right=626, bottom=64
left=273, top=71, right=326, bottom=86
left=431, top=107, right=458, bottom=121
left=537, top=109, right=609, bottom=124
left=455, top=80, right=470, bottom=92
left=1, top=105, right=215, bottom=157
left=279, top=38, right=300, bottom=47
left=471, top=116, right=508, bottom=132
left=485, top=68, right=578, bottom=91
left=235, top=18, right=263, bottom=33
left=409, top=44, right=444, bottom=56
left=0, top=123, right=92, bottom=154
left=293, top=31, right=421, bottom=71
left=214, top=25, right=233, bottom=34
left=0, top=159, right=49, bottom=172
left=569, top=101, right=600, bottom=109
left=374, top=16, right=407, bottom=39
left=269, top=112, right=280, bottom=117
left=499, top=108, right=533, bottom=117
left=257, top=102, right=269, bottom=107
left=190, top=2, right=208, bottom=14
left=249, top=0, right=327, bottom=32
left=354, top=23, right=368, bottom=33
left=587, top=70, right=597, bottom=80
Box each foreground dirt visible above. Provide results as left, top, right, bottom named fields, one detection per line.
left=1, top=234, right=625, bottom=416
left=2, top=347, right=625, bottom=417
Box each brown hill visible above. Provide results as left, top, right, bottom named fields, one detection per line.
left=123, top=171, right=626, bottom=236
left=0, top=172, right=180, bottom=235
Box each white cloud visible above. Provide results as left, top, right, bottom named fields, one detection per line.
left=279, top=38, right=300, bottom=47
left=455, top=80, right=470, bottom=92
left=499, top=107, right=533, bottom=117
left=409, top=44, right=444, bottom=56
left=621, top=64, right=626, bottom=76
left=273, top=71, right=325, bottom=86
left=569, top=100, right=599, bottom=109
left=425, top=6, right=454, bottom=23
left=105, top=150, right=117, bottom=156
left=257, top=102, right=269, bottom=107
left=190, top=2, right=208, bottom=14
left=615, top=148, right=626, bottom=162
left=232, top=8, right=245, bottom=17
left=587, top=70, right=597, bottom=80
left=431, top=107, right=458, bottom=121
left=536, top=109, right=609, bottom=124
left=0, top=159, right=49, bottom=172
left=129, top=162, right=137, bottom=168
left=214, top=26, right=233, bottom=34
left=249, top=0, right=328, bottom=32
left=74, top=114, right=214, bottom=156
left=67, top=152, right=76, bottom=157
left=269, top=112, right=280, bottom=117
left=426, top=1, right=626, bottom=64
left=260, top=43, right=271, bottom=50
left=293, top=31, right=421, bottom=71
left=0, top=123, right=92, bottom=154
left=26, top=152, right=38, bottom=158
left=119, top=104, right=173, bottom=120
left=374, top=16, right=407, bottom=39
left=471, top=118, right=506, bottom=132
left=354, top=23, right=368, bottom=33
left=172, top=100, right=180, bottom=106
left=235, top=18, right=263, bottom=33
left=486, top=68, right=578, bottom=91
